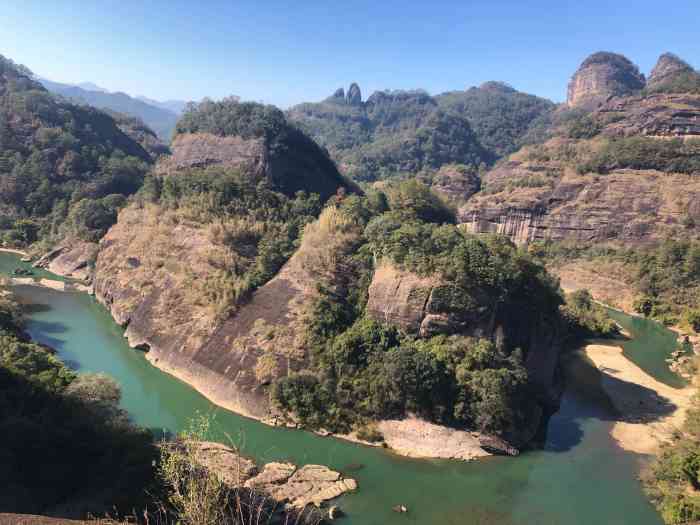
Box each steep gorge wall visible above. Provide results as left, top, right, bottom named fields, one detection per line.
left=460, top=170, right=700, bottom=246
left=93, top=207, right=319, bottom=419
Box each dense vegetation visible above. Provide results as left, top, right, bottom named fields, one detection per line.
left=434, top=81, right=555, bottom=156
left=272, top=181, right=609, bottom=440
left=577, top=137, right=700, bottom=175
left=0, top=291, right=157, bottom=516
left=645, top=380, right=700, bottom=523
left=535, top=239, right=700, bottom=331
left=176, top=98, right=350, bottom=200
left=288, top=83, right=553, bottom=182
left=138, top=167, right=324, bottom=318
left=0, top=55, right=152, bottom=248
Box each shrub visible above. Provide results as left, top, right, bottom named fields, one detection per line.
left=686, top=309, right=700, bottom=333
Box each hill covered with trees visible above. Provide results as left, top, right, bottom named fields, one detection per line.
left=287, top=82, right=554, bottom=182
left=0, top=55, right=154, bottom=248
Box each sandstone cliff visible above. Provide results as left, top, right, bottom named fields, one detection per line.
left=93, top=201, right=323, bottom=419
left=462, top=89, right=700, bottom=245
left=365, top=261, right=562, bottom=404
left=567, top=52, right=645, bottom=109
left=647, top=52, right=698, bottom=91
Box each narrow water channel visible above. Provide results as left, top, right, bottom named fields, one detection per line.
left=1, top=252, right=673, bottom=525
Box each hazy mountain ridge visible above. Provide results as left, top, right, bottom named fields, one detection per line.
left=39, top=78, right=180, bottom=140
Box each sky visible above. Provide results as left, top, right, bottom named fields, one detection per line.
left=2, top=0, right=699, bottom=108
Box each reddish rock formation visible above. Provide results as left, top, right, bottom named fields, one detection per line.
left=647, top=53, right=696, bottom=90
left=567, top=52, right=645, bottom=109
left=598, top=93, right=700, bottom=138
left=155, top=132, right=267, bottom=178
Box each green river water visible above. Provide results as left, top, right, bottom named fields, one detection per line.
left=0, top=252, right=680, bottom=525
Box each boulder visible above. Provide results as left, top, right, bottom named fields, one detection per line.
left=187, top=442, right=357, bottom=510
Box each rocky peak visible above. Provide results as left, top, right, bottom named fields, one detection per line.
left=648, top=53, right=696, bottom=89
left=346, top=82, right=362, bottom=105
left=567, top=51, right=645, bottom=109
left=331, top=87, right=345, bottom=100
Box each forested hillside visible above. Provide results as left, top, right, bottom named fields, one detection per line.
left=287, top=82, right=553, bottom=182
left=0, top=55, right=153, bottom=248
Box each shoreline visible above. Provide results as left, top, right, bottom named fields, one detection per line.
left=0, top=247, right=29, bottom=257
left=584, top=342, right=694, bottom=455
left=143, top=350, right=491, bottom=461
left=2, top=248, right=495, bottom=463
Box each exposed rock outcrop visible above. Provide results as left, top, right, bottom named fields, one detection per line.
left=597, top=93, right=700, bottom=137
left=365, top=261, right=563, bottom=411
left=567, top=52, right=645, bottom=109
left=331, top=87, right=345, bottom=100
left=365, top=262, right=495, bottom=338
left=188, top=442, right=357, bottom=509
left=33, top=241, right=98, bottom=281
left=647, top=53, right=696, bottom=90
left=428, top=164, right=481, bottom=204
left=346, top=83, right=362, bottom=105
left=461, top=169, right=700, bottom=245
left=155, top=132, right=267, bottom=178
left=94, top=207, right=319, bottom=419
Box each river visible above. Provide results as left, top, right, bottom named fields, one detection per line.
left=1, top=252, right=676, bottom=524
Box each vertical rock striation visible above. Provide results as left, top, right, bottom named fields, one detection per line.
left=567, top=52, right=645, bottom=109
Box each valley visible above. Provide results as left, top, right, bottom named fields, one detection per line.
left=0, top=251, right=674, bottom=525
left=1, top=33, right=700, bottom=525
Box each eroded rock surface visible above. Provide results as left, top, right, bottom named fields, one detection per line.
left=155, top=132, right=267, bottom=177
left=598, top=93, right=700, bottom=138
left=190, top=442, right=357, bottom=509
left=647, top=53, right=697, bottom=90
left=34, top=241, right=98, bottom=281
left=428, top=164, right=481, bottom=204
left=567, top=52, right=645, bottom=109
left=94, top=206, right=318, bottom=419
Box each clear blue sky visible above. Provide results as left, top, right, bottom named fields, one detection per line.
left=3, top=0, right=699, bottom=108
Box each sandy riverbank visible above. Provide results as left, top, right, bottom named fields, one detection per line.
left=0, top=247, right=29, bottom=257
left=584, top=343, right=694, bottom=455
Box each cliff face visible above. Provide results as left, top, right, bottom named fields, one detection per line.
left=461, top=167, right=700, bottom=246
left=647, top=53, right=697, bottom=90
left=156, top=133, right=267, bottom=177
left=598, top=93, right=700, bottom=138
left=366, top=262, right=495, bottom=339
left=567, top=52, right=645, bottom=109
left=462, top=90, right=700, bottom=246
left=93, top=204, right=321, bottom=419
left=365, top=262, right=562, bottom=401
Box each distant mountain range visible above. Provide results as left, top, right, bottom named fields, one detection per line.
left=38, top=78, right=189, bottom=140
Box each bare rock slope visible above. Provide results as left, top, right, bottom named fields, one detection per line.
left=567, top=52, right=645, bottom=109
